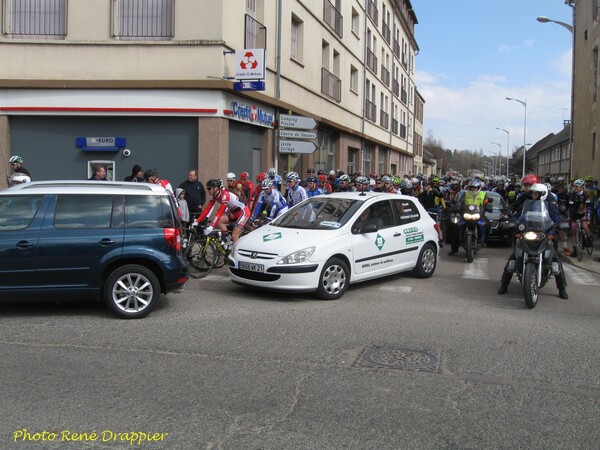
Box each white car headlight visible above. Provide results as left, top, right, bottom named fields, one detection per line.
left=277, top=247, right=315, bottom=265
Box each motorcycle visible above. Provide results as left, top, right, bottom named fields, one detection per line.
left=458, top=203, right=490, bottom=263
left=512, top=199, right=566, bottom=308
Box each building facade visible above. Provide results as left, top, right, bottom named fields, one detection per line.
left=570, top=0, right=600, bottom=181
left=0, top=0, right=420, bottom=188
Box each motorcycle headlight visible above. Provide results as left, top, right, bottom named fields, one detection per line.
left=277, top=247, right=315, bottom=265
left=524, top=231, right=542, bottom=240
left=463, top=213, right=481, bottom=220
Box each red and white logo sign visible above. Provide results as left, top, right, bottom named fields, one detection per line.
left=234, top=48, right=265, bottom=80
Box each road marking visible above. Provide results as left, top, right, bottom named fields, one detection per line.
left=379, top=286, right=412, bottom=293
left=462, top=258, right=490, bottom=280
left=563, top=265, right=600, bottom=285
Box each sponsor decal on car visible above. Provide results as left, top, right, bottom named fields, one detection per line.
left=375, top=233, right=385, bottom=251
left=262, top=232, right=282, bottom=242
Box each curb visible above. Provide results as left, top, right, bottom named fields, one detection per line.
left=558, top=243, right=600, bottom=275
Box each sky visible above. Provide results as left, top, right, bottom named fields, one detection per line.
left=414, top=0, right=574, bottom=157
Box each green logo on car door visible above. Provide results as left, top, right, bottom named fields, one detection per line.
left=375, top=234, right=385, bottom=251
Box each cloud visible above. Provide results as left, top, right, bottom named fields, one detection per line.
left=552, top=50, right=572, bottom=78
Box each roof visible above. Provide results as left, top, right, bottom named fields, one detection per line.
left=2, top=180, right=170, bottom=196
left=526, top=133, right=555, bottom=158
left=542, top=122, right=571, bottom=149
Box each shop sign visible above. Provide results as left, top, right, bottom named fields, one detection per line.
left=231, top=102, right=273, bottom=126
left=76, top=136, right=126, bottom=152
left=234, top=49, right=266, bottom=80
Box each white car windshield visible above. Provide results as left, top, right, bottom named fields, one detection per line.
left=272, top=197, right=362, bottom=230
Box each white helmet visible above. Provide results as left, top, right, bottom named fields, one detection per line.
left=9, top=173, right=31, bottom=185
left=226, top=172, right=236, bottom=180
left=530, top=183, right=548, bottom=201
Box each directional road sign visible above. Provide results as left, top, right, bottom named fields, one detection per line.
left=279, top=114, right=317, bottom=130
left=279, top=140, right=317, bottom=154
left=278, top=129, right=318, bottom=139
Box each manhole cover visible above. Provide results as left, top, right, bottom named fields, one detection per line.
left=354, top=345, right=442, bottom=373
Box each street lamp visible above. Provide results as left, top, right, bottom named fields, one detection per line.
left=536, top=16, right=573, bottom=32
left=496, top=127, right=510, bottom=177
left=491, top=142, right=502, bottom=176
left=506, top=97, right=527, bottom=178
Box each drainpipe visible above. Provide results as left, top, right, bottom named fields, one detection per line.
left=274, top=0, right=283, bottom=174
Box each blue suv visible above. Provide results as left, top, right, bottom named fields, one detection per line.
left=0, top=181, right=189, bottom=318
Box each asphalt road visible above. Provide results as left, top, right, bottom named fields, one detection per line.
left=2, top=245, right=600, bottom=449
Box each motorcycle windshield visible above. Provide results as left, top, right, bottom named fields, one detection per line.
left=520, top=199, right=554, bottom=232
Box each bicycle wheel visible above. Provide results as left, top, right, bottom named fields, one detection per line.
left=576, top=228, right=583, bottom=262
left=187, top=238, right=218, bottom=278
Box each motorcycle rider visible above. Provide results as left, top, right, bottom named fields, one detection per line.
left=497, top=183, right=568, bottom=299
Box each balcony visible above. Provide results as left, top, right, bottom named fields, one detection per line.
left=367, top=0, right=378, bottom=25
left=392, top=78, right=399, bottom=97
left=365, top=99, right=377, bottom=122
left=321, top=68, right=341, bottom=102
left=381, top=65, right=390, bottom=87
left=392, top=118, right=399, bottom=134
left=366, top=48, right=378, bottom=74
left=401, top=88, right=408, bottom=105
left=323, top=0, right=343, bottom=38
left=379, top=110, right=389, bottom=129
left=245, top=14, right=267, bottom=49
left=382, top=21, right=390, bottom=44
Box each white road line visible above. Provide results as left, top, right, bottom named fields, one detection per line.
left=379, top=286, right=412, bottom=293
left=563, top=265, right=600, bottom=286
left=462, top=257, right=490, bottom=280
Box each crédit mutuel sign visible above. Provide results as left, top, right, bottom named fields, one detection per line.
left=230, top=102, right=274, bottom=127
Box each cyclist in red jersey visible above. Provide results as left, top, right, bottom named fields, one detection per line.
left=192, top=179, right=250, bottom=242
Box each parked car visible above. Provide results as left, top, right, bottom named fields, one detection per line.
left=227, top=192, right=439, bottom=299
left=486, top=190, right=515, bottom=246
left=0, top=181, right=189, bottom=318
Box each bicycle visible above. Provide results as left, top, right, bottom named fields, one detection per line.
left=573, top=218, right=594, bottom=262
left=183, top=226, right=224, bottom=279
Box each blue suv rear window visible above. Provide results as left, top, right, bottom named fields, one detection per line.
left=125, top=196, right=174, bottom=228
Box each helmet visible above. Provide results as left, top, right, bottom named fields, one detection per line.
left=507, top=191, right=517, bottom=199
left=317, top=169, right=325, bottom=175
left=329, top=170, right=336, bottom=176
left=9, top=173, right=30, bottom=184
left=369, top=178, right=376, bottom=187
left=393, top=176, right=402, bottom=186
left=143, top=169, right=158, bottom=180
left=411, top=178, right=419, bottom=184
left=306, top=168, right=315, bottom=174
left=521, top=174, right=539, bottom=186
left=268, top=167, right=277, bottom=177
left=256, top=172, right=267, bottom=182
left=584, top=175, right=594, bottom=182
left=318, top=174, right=327, bottom=182
left=240, top=171, right=249, bottom=180
left=261, top=179, right=274, bottom=189
left=530, top=183, right=548, bottom=201
left=382, top=175, right=393, bottom=184
left=400, top=181, right=412, bottom=191
left=206, top=178, right=223, bottom=189
left=355, top=175, right=369, bottom=185
left=226, top=172, right=236, bottom=180
left=306, top=176, right=317, bottom=184
left=431, top=176, right=440, bottom=183
left=573, top=179, right=585, bottom=187
left=468, top=179, right=482, bottom=191
left=339, top=174, right=351, bottom=183
left=285, top=171, right=299, bottom=182
left=9, top=155, right=23, bottom=164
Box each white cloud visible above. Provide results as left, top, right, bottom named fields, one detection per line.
left=553, top=50, right=573, bottom=78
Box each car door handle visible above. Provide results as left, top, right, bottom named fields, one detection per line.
left=98, top=238, right=116, bottom=246
left=16, top=241, right=34, bottom=249
left=393, top=232, right=402, bottom=237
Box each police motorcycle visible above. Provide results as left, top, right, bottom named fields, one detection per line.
left=457, top=200, right=491, bottom=263
left=512, top=199, right=567, bottom=308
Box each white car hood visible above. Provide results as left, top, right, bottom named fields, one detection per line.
left=235, top=225, right=341, bottom=256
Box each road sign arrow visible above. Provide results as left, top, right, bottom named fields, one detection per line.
left=278, top=130, right=318, bottom=139
left=279, top=114, right=317, bottom=130
left=279, top=140, right=317, bottom=154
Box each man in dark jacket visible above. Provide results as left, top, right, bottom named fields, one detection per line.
left=178, top=169, right=206, bottom=217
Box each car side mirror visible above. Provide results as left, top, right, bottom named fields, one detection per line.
left=361, top=223, right=379, bottom=234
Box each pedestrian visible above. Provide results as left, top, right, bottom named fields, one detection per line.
left=176, top=188, right=190, bottom=227
left=89, top=165, right=108, bottom=181
left=124, top=164, right=144, bottom=182
left=178, top=169, right=206, bottom=218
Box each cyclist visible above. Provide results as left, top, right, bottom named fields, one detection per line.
left=249, top=172, right=267, bottom=212
left=567, top=178, right=593, bottom=258
left=381, top=176, right=396, bottom=194
left=9, top=155, right=32, bottom=181
left=239, top=171, right=255, bottom=207
left=267, top=167, right=283, bottom=191
left=285, top=171, right=307, bottom=207
left=335, top=174, right=354, bottom=192
left=305, top=176, right=323, bottom=197
left=225, top=172, right=246, bottom=204
left=144, top=169, right=173, bottom=195
left=317, top=173, right=333, bottom=194
left=355, top=175, right=371, bottom=192
left=191, top=178, right=250, bottom=243
left=251, top=179, right=288, bottom=221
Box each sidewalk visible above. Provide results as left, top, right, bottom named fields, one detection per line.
left=559, top=239, right=600, bottom=275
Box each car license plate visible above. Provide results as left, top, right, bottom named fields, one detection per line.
left=239, top=261, right=264, bottom=272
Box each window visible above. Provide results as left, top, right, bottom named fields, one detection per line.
left=593, top=46, right=599, bottom=103
left=125, top=196, right=173, bottom=228
left=291, top=14, right=304, bottom=62
left=362, top=143, right=372, bottom=175
left=4, top=0, right=67, bottom=39
left=0, top=196, right=42, bottom=230
left=392, top=199, right=421, bottom=225
left=55, top=196, right=113, bottom=229
left=350, top=65, right=359, bottom=93
left=112, top=0, right=174, bottom=41
left=348, top=147, right=359, bottom=174
left=351, top=7, right=359, bottom=36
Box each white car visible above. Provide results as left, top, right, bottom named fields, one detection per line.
left=228, top=192, right=439, bottom=299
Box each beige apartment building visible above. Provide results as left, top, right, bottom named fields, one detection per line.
left=571, top=0, right=600, bottom=181
left=0, top=0, right=420, bottom=187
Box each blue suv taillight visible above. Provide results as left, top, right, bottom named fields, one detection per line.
left=163, top=228, right=181, bottom=250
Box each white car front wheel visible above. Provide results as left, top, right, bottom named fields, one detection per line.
left=316, top=257, right=349, bottom=300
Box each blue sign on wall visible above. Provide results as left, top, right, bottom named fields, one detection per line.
left=76, top=137, right=126, bottom=152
